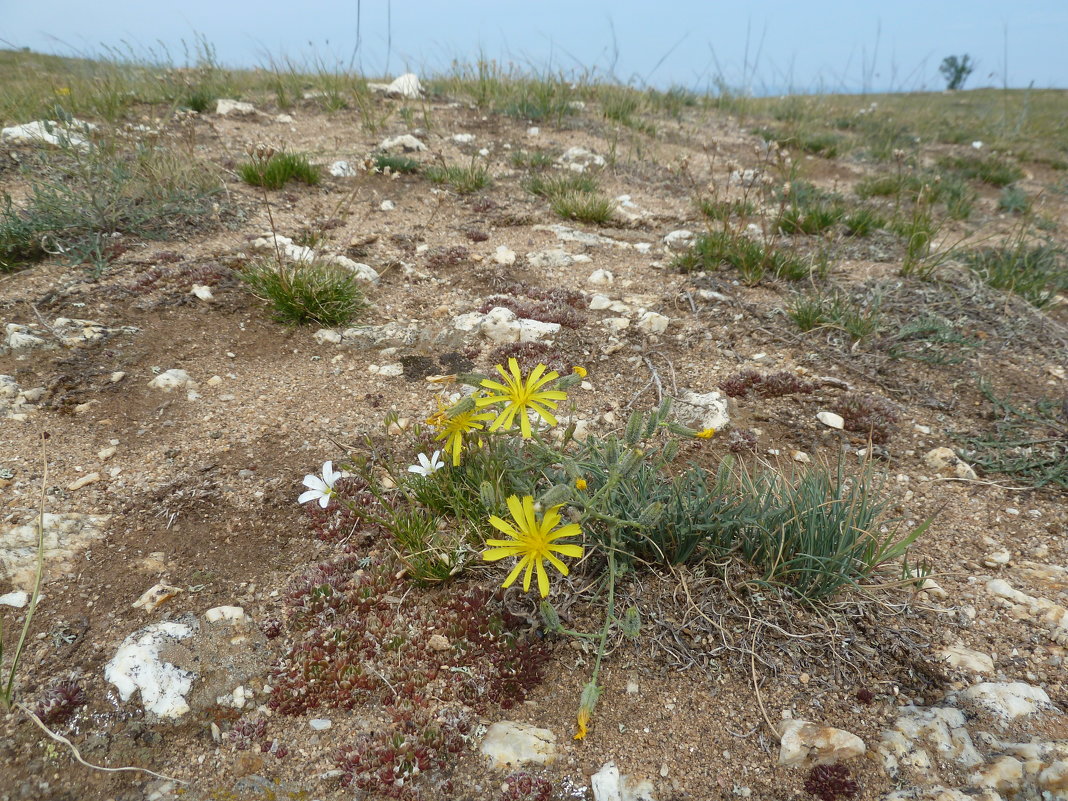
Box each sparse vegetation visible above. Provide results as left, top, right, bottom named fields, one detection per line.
left=241, top=259, right=367, bottom=326
left=373, top=153, right=421, bottom=174
left=964, top=242, right=1067, bottom=307
left=675, top=230, right=808, bottom=283
left=425, top=161, right=491, bottom=194
left=238, top=150, right=320, bottom=189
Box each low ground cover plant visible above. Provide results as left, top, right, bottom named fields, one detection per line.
left=238, top=150, right=320, bottom=189
left=294, top=358, right=927, bottom=778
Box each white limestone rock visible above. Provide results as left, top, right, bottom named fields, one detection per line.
left=148, top=369, right=196, bottom=393
left=480, top=721, right=557, bottom=770
left=923, top=447, right=978, bottom=480
left=817, top=411, right=845, bottom=430
left=378, top=134, right=426, bottom=153
left=662, top=229, right=694, bottom=251
left=960, top=682, right=1052, bottom=721
left=673, top=389, right=731, bottom=432
left=480, top=307, right=522, bottom=344
left=451, top=133, right=475, bottom=144
left=526, top=249, right=574, bottom=270
left=776, top=719, right=866, bottom=767
left=1, top=513, right=111, bottom=588
left=493, top=246, right=517, bottom=265
left=558, top=147, right=606, bottom=172
left=879, top=706, right=984, bottom=778
left=939, top=645, right=995, bottom=675
left=215, top=99, right=257, bottom=116
left=636, top=311, right=669, bottom=335
left=318, top=253, right=380, bottom=284
left=588, top=269, right=615, bottom=286
left=1, top=119, right=93, bottom=149
left=105, top=621, right=196, bottom=719
left=591, top=761, right=657, bottom=801
left=329, top=160, right=358, bottom=177
left=368, top=73, right=423, bottom=99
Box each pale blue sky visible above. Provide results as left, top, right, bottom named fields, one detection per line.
left=2, top=1, right=1066, bottom=94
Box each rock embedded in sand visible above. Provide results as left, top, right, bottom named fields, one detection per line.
left=480, top=721, right=557, bottom=770
left=776, top=719, right=866, bottom=767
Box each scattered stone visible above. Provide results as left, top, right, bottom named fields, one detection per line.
left=636, top=311, right=669, bottom=335
left=66, top=472, right=100, bottom=491
left=215, top=99, right=257, bottom=116
left=105, top=621, right=196, bottom=718
left=776, top=719, right=866, bottom=767
left=591, top=761, right=657, bottom=801
left=1039, top=762, right=1068, bottom=797
left=673, top=389, right=731, bottom=432
left=923, top=447, right=978, bottom=480
left=0, top=591, right=29, bottom=608
left=3, top=318, right=139, bottom=355
left=970, top=756, right=1024, bottom=793
left=368, top=73, right=423, bottom=99
left=451, top=133, right=475, bottom=144
left=960, top=681, right=1052, bottom=720
left=588, top=269, right=614, bottom=286
left=1, top=512, right=111, bottom=588
left=982, top=550, right=1011, bottom=568
left=329, top=160, right=358, bottom=177
left=428, top=634, right=450, bottom=651
left=663, top=229, right=694, bottom=251
left=880, top=706, right=984, bottom=776
left=602, top=317, right=631, bottom=334
left=149, top=369, right=196, bottom=393
left=480, top=721, right=557, bottom=770
left=191, top=284, right=214, bottom=301
left=939, top=645, right=994, bottom=675
left=132, top=583, right=183, bottom=613
left=493, top=246, right=517, bottom=265
left=309, top=719, right=332, bottom=731
left=793, top=451, right=812, bottom=464
left=480, top=307, right=522, bottom=344
left=1, top=118, right=93, bottom=149
left=558, top=146, right=606, bottom=172
left=527, top=126, right=540, bottom=136
left=379, top=199, right=396, bottom=211
left=275, top=113, right=294, bottom=123
left=204, top=605, right=246, bottom=624
left=378, top=134, right=426, bottom=153
left=817, top=411, right=845, bottom=430
left=533, top=224, right=631, bottom=249
left=526, top=249, right=574, bottom=269
left=368, top=363, right=404, bottom=377
left=985, top=579, right=1068, bottom=646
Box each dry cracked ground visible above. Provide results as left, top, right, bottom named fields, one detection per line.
left=1, top=71, right=1067, bottom=801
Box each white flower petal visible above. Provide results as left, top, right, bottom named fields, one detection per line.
left=302, top=475, right=327, bottom=491
left=317, top=494, right=331, bottom=508
left=298, top=489, right=323, bottom=504
left=322, top=461, right=341, bottom=487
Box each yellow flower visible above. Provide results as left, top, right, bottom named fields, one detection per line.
left=429, top=402, right=495, bottom=466
left=482, top=495, right=583, bottom=598
left=696, top=428, right=716, bottom=439
left=575, top=478, right=587, bottom=490
left=55, top=87, right=71, bottom=96
left=476, top=359, right=567, bottom=439
left=572, top=365, right=587, bottom=378
left=574, top=707, right=590, bottom=740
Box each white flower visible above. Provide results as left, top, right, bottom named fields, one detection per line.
left=407, top=450, right=444, bottom=478
left=298, top=460, right=342, bottom=507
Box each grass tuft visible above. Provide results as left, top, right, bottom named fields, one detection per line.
left=674, top=230, right=808, bottom=284
left=373, top=154, right=420, bottom=174
left=242, top=259, right=367, bottom=326
left=238, top=151, right=320, bottom=189
left=425, top=162, right=492, bottom=194
left=964, top=243, right=1067, bottom=307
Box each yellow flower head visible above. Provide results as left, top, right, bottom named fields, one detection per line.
left=475, top=359, right=567, bottom=439
left=696, top=427, right=716, bottom=439
left=482, top=495, right=583, bottom=598
left=575, top=478, right=587, bottom=491
left=572, top=365, right=588, bottom=378
left=574, top=706, right=590, bottom=740
left=430, top=401, right=495, bottom=466
left=55, top=87, right=71, bottom=96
